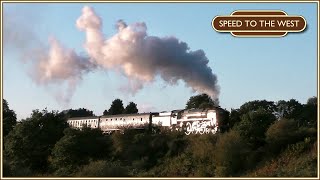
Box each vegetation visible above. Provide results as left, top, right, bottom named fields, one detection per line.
left=186, top=93, right=217, bottom=109
left=63, top=108, right=94, bottom=118
left=3, top=99, right=17, bottom=137
left=103, top=99, right=138, bottom=115
left=124, top=102, right=139, bottom=114
left=2, top=96, right=318, bottom=177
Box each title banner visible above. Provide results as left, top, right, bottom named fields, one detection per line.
left=212, top=10, right=307, bottom=37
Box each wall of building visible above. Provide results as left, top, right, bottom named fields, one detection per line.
left=99, top=114, right=150, bottom=131
left=67, top=117, right=99, bottom=129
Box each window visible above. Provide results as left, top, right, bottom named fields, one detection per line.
left=133, top=118, right=134, bottom=120
left=141, top=118, right=143, bottom=121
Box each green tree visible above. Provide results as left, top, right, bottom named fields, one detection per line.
left=228, top=109, right=241, bottom=129
left=51, top=127, right=112, bottom=176
left=307, top=96, right=317, bottom=106
left=74, top=160, right=129, bottom=177
left=216, top=108, right=230, bottom=133
left=276, top=99, right=303, bottom=120
left=299, top=97, right=317, bottom=127
left=185, top=94, right=217, bottom=109
left=3, top=99, right=17, bottom=137
left=4, top=109, right=68, bottom=175
left=106, top=99, right=125, bottom=115
left=235, top=108, right=276, bottom=148
left=214, top=130, right=249, bottom=176
left=239, top=100, right=276, bottom=115
left=265, top=118, right=302, bottom=153
left=103, top=109, right=109, bottom=115
left=63, top=108, right=94, bottom=118
left=124, top=102, right=138, bottom=114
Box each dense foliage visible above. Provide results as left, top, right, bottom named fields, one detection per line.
left=2, top=96, right=318, bottom=177
left=103, top=99, right=138, bottom=115
left=3, top=99, right=17, bottom=137
left=63, top=108, right=94, bottom=118
left=186, top=93, right=217, bottom=109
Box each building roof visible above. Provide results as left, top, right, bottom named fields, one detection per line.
left=68, top=116, right=99, bottom=120
left=100, top=113, right=151, bottom=118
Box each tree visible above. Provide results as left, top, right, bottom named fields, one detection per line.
left=228, top=109, right=241, bottom=129
left=107, top=99, right=125, bottom=115
left=239, top=100, right=276, bottom=115
left=306, top=96, right=317, bottom=106
left=266, top=118, right=300, bottom=153
left=216, top=108, right=230, bottom=133
left=4, top=109, right=68, bottom=175
left=3, top=99, right=17, bottom=137
left=51, top=127, right=112, bottom=176
left=63, top=108, right=94, bottom=118
left=299, top=96, right=317, bottom=127
left=103, top=109, right=109, bottom=116
left=124, top=102, right=138, bottom=114
left=74, top=160, right=129, bottom=177
left=276, top=99, right=303, bottom=119
left=235, top=108, right=276, bottom=148
left=186, top=94, right=217, bottom=109
left=214, top=130, right=250, bottom=176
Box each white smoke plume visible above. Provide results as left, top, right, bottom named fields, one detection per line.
left=76, top=6, right=219, bottom=99
left=3, top=9, right=94, bottom=104
left=30, top=37, right=94, bottom=104
left=33, top=37, right=93, bottom=84
left=4, top=5, right=219, bottom=104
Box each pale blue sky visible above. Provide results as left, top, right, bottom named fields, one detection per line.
left=3, top=3, right=318, bottom=120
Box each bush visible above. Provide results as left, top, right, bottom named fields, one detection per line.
left=246, top=141, right=317, bottom=177
left=235, top=108, right=276, bottom=148
left=214, top=130, right=250, bottom=176
left=4, top=109, right=68, bottom=174
left=266, top=119, right=317, bottom=154
left=145, top=152, right=195, bottom=177
left=51, top=127, right=112, bottom=176
left=74, top=160, right=129, bottom=177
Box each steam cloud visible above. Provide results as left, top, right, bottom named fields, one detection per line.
left=5, top=6, right=220, bottom=103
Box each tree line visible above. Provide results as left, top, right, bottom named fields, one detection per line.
left=2, top=95, right=317, bottom=177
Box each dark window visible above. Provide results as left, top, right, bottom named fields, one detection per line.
left=141, top=118, right=142, bottom=121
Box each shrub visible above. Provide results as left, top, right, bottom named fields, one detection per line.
left=74, top=160, right=129, bottom=177
left=266, top=119, right=317, bottom=154
left=214, top=130, right=250, bottom=176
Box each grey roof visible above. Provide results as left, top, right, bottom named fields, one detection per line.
left=100, top=113, right=151, bottom=118
left=183, top=108, right=219, bottom=114
left=171, top=109, right=184, bottom=113
left=68, top=116, right=99, bottom=120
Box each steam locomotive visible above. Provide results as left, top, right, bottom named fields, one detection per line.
left=67, top=108, right=223, bottom=135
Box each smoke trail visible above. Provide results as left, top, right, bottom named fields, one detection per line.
left=77, top=6, right=220, bottom=99
left=3, top=9, right=94, bottom=104
left=4, top=5, right=219, bottom=104
left=30, top=37, right=94, bottom=103
left=32, top=37, right=93, bottom=85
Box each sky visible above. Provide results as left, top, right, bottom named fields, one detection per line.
left=2, top=2, right=318, bottom=120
